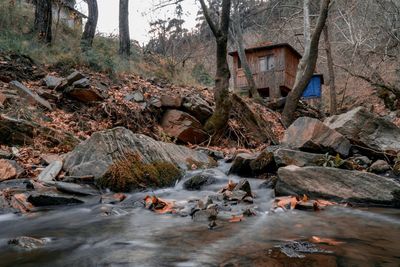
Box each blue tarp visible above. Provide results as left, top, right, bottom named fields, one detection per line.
left=302, top=75, right=323, bottom=99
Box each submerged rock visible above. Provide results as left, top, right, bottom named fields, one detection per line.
left=27, top=193, right=84, bottom=206
left=8, top=236, right=48, bottom=249
left=325, top=107, right=400, bottom=155
left=183, top=173, right=217, bottom=191
left=282, top=117, right=351, bottom=157
left=276, top=165, right=400, bottom=206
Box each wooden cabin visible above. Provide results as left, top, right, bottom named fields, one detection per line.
left=229, top=43, right=302, bottom=99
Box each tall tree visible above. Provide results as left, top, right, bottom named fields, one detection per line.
left=282, top=0, right=331, bottom=127
left=323, top=22, right=337, bottom=115
left=34, top=0, right=52, bottom=43
left=230, top=1, right=260, bottom=99
left=119, top=0, right=131, bottom=57
left=199, top=0, right=232, bottom=134
left=81, top=0, right=98, bottom=50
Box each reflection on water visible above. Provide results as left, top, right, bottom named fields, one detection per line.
left=0, top=164, right=399, bottom=267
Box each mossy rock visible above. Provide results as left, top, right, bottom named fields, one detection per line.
left=97, top=154, right=182, bottom=192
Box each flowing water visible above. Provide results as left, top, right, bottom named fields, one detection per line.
left=0, top=162, right=399, bottom=267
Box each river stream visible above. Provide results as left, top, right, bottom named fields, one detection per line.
left=0, top=162, right=399, bottom=267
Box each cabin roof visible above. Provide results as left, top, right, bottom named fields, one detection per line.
left=228, top=43, right=302, bottom=59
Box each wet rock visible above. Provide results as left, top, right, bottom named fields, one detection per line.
left=160, top=95, right=182, bottom=108
left=44, top=75, right=64, bottom=89
left=228, top=153, right=256, bottom=176
left=369, top=160, right=390, bottom=174
left=183, top=174, right=217, bottom=191
left=0, top=159, right=23, bottom=181
left=276, top=165, right=400, bottom=205
left=274, top=148, right=327, bottom=167
left=224, top=190, right=247, bottom=201
left=259, top=176, right=278, bottom=189
left=249, top=150, right=277, bottom=175
left=10, top=80, right=52, bottom=110
left=55, top=181, right=99, bottom=196
left=161, top=109, right=208, bottom=144
left=100, top=193, right=127, bottom=204
left=65, top=86, right=104, bottom=102
left=195, top=147, right=224, bottom=160
left=182, top=95, right=213, bottom=123
left=27, top=193, right=84, bottom=206
left=325, top=107, right=400, bottom=155
left=63, top=127, right=214, bottom=179
left=283, top=117, right=351, bottom=157
left=8, top=236, right=48, bottom=249
left=234, top=179, right=252, bottom=197
left=37, top=160, right=63, bottom=185
left=278, top=241, right=332, bottom=258
left=125, top=91, right=144, bottom=102
left=0, top=114, right=34, bottom=145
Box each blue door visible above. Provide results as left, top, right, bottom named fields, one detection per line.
left=302, top=74, right=323, bottom=99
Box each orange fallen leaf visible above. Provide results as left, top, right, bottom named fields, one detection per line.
left=310, top=236, right=345, bottom=246
left=229, top=215, right=244, bottom=223
left=290, top=197, right=298, bottom=210
left=302, top=194, right=309, bottom=202
left=276, top=196, right=298, bottom=210
left=144, top=195, right=175, bottom=214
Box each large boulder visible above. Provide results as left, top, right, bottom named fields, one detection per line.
left=282, top=117, right=351, bottom=157
left=63, top=127, right=215, bottom=180
left=161, top=109, right=208, bottom=144
left=324, top=107, right=400, bottom=155
left=229, top=151, right=276, bottom=176
left=276, top=165, right=400, bottom=206
left=182, top=95, right=213, bottom=123
left=274, top=148, right=327, bottom=167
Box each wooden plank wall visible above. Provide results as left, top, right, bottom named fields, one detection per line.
left=233, top=47, right=290, bottom=98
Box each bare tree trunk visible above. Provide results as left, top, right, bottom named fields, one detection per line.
left=34, top=0, right=52, bottom=44
left=81, top=0, right=98, bottom=51
left=323, top=23, right=337, bottom=115
left=200, top=0, right=232, bottom=134
left=232, top=13, right=260, bottom=99
left=282, top=0, right=331, bottom=127
left=119, top=0, right=131, bottom=57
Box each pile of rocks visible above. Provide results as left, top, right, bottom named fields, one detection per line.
left=229, top=107, right=400, bottom=207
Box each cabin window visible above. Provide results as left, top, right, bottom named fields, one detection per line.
left=237, top=57, right=242, bottom=69
left=259, top=55, right=275, bottom=72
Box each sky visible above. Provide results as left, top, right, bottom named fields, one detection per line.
left=76, top=0, right=200, bottom=44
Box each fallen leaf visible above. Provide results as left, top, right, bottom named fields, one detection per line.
left=302, top=194, right=309, bottom=202
left=310, top=236, right=345, bottom=246
left=229, top=215, right=244, bottom=223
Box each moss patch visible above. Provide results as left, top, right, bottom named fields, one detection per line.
left=98, top=154, right=182, bottom=192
